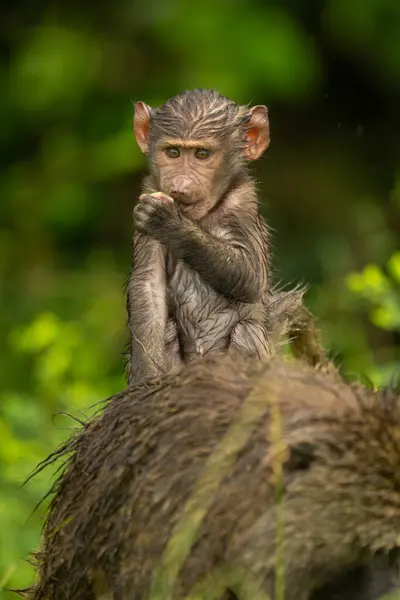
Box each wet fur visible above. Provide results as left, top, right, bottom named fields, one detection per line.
left=127, top=89, right=330, bottom=384
left=27, top=353, right=400, bottom=599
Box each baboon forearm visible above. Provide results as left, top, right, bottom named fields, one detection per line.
left=160, top=222, right=265, bottom=303
left=128, top=235, right=168, bottom=380
left=129, top=297, right=167, bottom=379
left=181, top=234, right=261, bottom=302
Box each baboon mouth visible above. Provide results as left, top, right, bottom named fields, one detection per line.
left=179, top=201, right=198, bottom=212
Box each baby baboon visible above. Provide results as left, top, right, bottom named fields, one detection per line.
left=127, top=88, right=331, bottom=384
left=27, top=353, right=400, bottom=600
left=127, top=88, right=275, bottom=384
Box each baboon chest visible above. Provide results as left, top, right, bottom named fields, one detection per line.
left=166, top=253, right=245, bottom=356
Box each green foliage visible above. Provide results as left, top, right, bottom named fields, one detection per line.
left=11, top=26, right=103, bottom=113
left=346, top=251, right=400, bottom=385
left=346, top=254, right=400, bottom=331
left=150, top=0, right=321, bottom=101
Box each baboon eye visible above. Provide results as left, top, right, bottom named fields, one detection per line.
left=195, top=148, right=212, bottom=160
left=165, top=146, right=181, bottom=159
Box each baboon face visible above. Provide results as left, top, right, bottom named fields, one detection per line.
left=133, top=89, right=270, bottom=220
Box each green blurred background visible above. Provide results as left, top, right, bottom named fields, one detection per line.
left=1, top=0, right=400, bottom=593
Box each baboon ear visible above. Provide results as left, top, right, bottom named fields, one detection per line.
left=134, top=101, right=152, bottom=155
left=243, top=105, right=270, bottom=160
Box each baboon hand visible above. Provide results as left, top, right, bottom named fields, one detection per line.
left=134, top=192, right=178, bottom=237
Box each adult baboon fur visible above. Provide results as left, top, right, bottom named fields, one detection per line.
left=25, top=353, right=400, bottom=600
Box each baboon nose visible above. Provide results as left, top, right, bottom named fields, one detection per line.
left=170, top=177, right=194, bottom=204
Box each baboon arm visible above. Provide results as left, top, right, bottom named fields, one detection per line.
left=127, top=232, right=168, bottom=381
left=160, top=213, right=268, bottom=304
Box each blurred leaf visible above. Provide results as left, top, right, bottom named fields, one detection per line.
left=152, top=0, right=321, bottom=100
left=10, top=313, right=61, bottom=353
left=363, top=264, right=388, bottom=291
left=10, top=25, right=104, bottom=113
left=388, top=252, right=400, bottom=284
left=89, top=117, right=142, bottom=179
left=345, top=272, right=364, bottom=294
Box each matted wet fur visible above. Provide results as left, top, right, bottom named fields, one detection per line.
left=25, top=353, right=400, bottom=600
left=124, top=282, right=334, bottom=382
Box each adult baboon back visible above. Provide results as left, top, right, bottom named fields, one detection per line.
left=28, top=354, right=400, bottom=600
